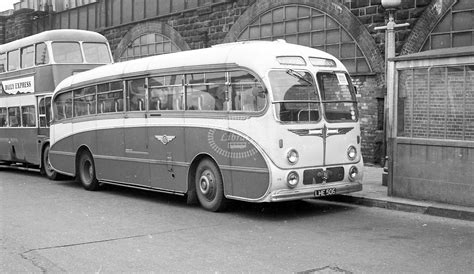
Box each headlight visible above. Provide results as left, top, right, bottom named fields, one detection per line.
left=287, top=171, right=299, bottom=188
left=347, top=146, right=357, bottom=161
left=287, top=149, right=299, bottom=165
left=348, top=166, right=358, bottom=181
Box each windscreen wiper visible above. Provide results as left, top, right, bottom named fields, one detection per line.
left=286, top=69, right=313, bottom=86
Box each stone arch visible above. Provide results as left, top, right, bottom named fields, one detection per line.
left=401, top=0, right=456, bottom=54
left=223, top=0, right=384, bottom=76
left=113, top=21, right=190, bottom=61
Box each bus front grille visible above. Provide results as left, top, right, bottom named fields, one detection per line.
left=303, top=167, right=345, bottom=185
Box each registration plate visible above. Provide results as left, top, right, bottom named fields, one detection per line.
left=314, top=188, right=336, bottom=197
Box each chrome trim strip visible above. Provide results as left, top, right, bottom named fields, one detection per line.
left=100, top=179, right=186, bottom=196
left=94, top=154, right=189, bottom=167
left=49, top=150, right=75, bottom=156
left=125, top=149, right=149, bottom=155
left=220, top=165, right=268, bottom=173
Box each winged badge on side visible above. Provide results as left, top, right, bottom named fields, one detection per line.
left=154, top=135, right=176, bottom=145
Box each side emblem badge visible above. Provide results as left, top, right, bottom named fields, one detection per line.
left=154, top=135, right=176, bottom=145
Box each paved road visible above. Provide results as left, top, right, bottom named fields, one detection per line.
left=1, top=168, right=473, bottom=273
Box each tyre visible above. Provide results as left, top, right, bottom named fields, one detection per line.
left=41, top=145, right=58, bottom=180
left=78, top=151, right=100, bottom=191
left=195, top=158, right=227, bottom=212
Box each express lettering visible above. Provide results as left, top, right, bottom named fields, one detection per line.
left=15, top=81, right=31, bottom=89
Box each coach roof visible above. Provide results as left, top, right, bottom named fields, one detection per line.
left=54, top=40, right=346, bottom=93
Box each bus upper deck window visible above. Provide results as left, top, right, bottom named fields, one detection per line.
left=21, top=45, right=34, bottom=69
left=0, top=53, right=6, bottom=73
left=83, top=43, right=112, bottom=64
left=52, top=42, right=83, bottom=64
left=35, top=43, right=49, bottom=65
left=7, top=50, right=19, bottom=71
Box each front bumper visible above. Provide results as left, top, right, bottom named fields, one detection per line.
left=269, top=181, right=362, bottom=202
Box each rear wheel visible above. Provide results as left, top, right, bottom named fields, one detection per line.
left=195, top=159, right=227, bottom=212
left=41, top=145, right=58, bottom=180
left=78, top=151, right=100, bottom=191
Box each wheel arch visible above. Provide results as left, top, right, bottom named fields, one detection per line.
left=186, top=153, right=224, bottom=204
left=75, top=145, right=94, bottom=178
left=39, top=141, right=50, bottom=170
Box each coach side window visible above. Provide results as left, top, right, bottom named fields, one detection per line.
left=149, top=75, right=183, bottom=111
left=7, top=50, right=19, bottom=71
left=149, top=76, right=166, bottom=110
left=98, top=81, right=123, bottom=113
left=8, top=107, right=20, bottom=127
left=21, top=45, right=34, bottom=69
left=0, top=53, right=6, bottom=73
left=186, top=72, right=226, bottom=111
left=0, top=108, right=7, bottom=127
left=229, top=70, right=266, bottom=112
left=35, top=43, right=49, bottom=65
left=21, top=105, right=36, bottom=127
left=127, top=79, right=146, bottom=111
left=74, top=86, right=97, bottom=117
left=55, top=92, right=73, bottom=120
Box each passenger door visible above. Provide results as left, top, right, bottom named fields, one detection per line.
left=123, top=78, right=150, bottom=186
left=148, top=75, right=186, bottom=192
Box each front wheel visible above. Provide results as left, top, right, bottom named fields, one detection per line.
left=78, top=151, right=100, bottom=191
left=195, top=159, right=228, bottom=212
left=41, top=145, right=58, bottom=180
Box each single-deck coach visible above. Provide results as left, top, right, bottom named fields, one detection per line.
left=49, top=40, right=363, bottom=211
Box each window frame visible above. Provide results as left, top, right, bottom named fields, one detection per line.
left=7, top=49, right=20, bottom=71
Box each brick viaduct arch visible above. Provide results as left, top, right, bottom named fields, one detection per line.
left=113, top=21, right=190, bottom=61
left=223, top=0, right=385, bottom=78
left=401, top=0, right=456, bottom=54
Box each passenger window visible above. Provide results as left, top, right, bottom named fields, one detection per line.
left=74, top=86, right=96, bottom=117
left=8, top=107, right=21, bottom=127
left=0, top=53, right=7, bottom=73
left=21, top=105, right=36, bottom=127
left=55, top=92, right=73, bottom=120
left=39, top=97, right=52, bottom=127
left=185, top=72, right=227, bottom=111
left=7, top=50, right=19, bottom=71
left=35, top=43, right=49, bottom=65
left=149, top=76, right=183, bottom=111
left=98, top=81, right=123, bottom=113
left=230, top=70, right=266, bottom=112
left=127, top=79, right=146, bottom=111
left=52, top=42, right=83, bottom=64
left=21, top=45, right=34, bottom=68
left=83, top=43, right=112, bottom=64
left=0, top=107, right=7, bottom=127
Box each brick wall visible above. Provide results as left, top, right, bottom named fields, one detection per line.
left=2, top=0, right=443, bottom=164
left=343, top=0, right=433, bottom=56
left=4, top=9, right=35, bottom=43
left=0, top=16, right=5, bottom=44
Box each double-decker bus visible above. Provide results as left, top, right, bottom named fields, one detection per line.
left=0, top=29, right=113, bottom=179
left=49, top=40, right=363, bottom=211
